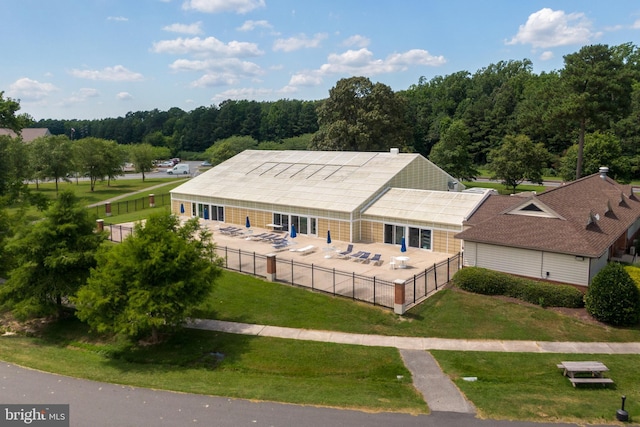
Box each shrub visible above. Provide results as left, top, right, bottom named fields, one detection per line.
left=585, top=263, right=640, bottom=326
left=452, top=267, right=584, bottom=308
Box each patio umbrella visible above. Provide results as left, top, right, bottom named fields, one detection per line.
left=400, top=236, right=407, bottom=252
left=290, top=224, right=297, bottom=238
left=327, top=230, right=331, bottom=244
left=245, top=216, right=251, bottom=228
left=180, top=203, right=184, bottom=214
left=204, top=207, right=209, bottom=220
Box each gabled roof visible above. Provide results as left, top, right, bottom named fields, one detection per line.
left=363, top=188, right=494, bottom=227
left=456, top=173, right=640, bottom=257
left=0, top=128, right=51, bottom=142
left=172, top=150, right=438, bottom=213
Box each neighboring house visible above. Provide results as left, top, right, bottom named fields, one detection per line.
left=0, top=128, right=51, bottom=142
left=170, top=149, right=493, bottom=255
left=455, top=168, right=640, bottom=286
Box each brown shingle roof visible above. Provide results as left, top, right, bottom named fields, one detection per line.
left=0, top=128, right=51, bottom=142
left=456, top=173, right=640, bottom=257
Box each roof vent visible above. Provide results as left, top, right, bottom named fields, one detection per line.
left=599, top=166, right=609, bottom=180
left=390, top=148, right=399, bottom=155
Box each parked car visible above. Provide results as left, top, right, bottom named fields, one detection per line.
left=201, top=160, right=212, bottom=166
left=167, top=163, right=190, bottom=174
left=158, top=161, right=173, bottom=167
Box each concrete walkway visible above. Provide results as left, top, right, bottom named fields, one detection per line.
left=188, top=319, right=640, bottom=414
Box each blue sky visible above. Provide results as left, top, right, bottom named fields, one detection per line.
left=3, top=0, right=639, bottom=120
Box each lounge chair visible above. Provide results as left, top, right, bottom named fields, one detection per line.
left=353, top=252, right=371, bottom=263
left=272, top=240, right=289, bottom=250
left=348, top=250, right=366, bottom=261
left=337, top=244, right=354, bottom=258
left=295, top=245, right=316, bottom=255
left=369, top=253, right=383, bottom=266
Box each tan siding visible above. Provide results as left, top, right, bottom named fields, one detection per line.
left=541, top=252, right=590, bottom=286
left=463, top=242, right=477, bottom=266
left=476, top=243, right=543, bottom=278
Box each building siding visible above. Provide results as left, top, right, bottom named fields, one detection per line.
left=540, top=252, right=590, bottom=286
left=476, top=243, right=543, bottom=278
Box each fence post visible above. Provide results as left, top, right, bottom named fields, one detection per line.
left=96, top=219, right=104, bottom=232
left=434, top=263, right=438, bottom=289
left=149, top=194, right=155, bottom=208
left=266, top=253, right=276, bottom=282
left=105, top=202, right=112, bottom=217
left=394, top=279, right=407, bottom=315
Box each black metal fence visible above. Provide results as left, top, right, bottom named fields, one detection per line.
left=105, top=228, right=461, bottom=311
left=404, top=253, right=462, bottom=310
left=91, top=193, right=171, bottom=218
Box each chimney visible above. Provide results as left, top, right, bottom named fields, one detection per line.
left=599, top=166, right=609, bottom=180
left=390, top=148, right=399, bottom=155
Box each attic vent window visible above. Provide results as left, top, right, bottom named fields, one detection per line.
left=521, top=203, right=543, bottom=212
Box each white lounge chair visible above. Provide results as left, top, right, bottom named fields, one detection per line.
left=295, top=245, right=316, bottom=255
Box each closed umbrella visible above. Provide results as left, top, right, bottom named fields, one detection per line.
left=290, top=224, right=297, bottom=238
left=400, top=236, right=406, bottom=252
left=245, top=216, right=251, bottom=228
left=327, top=230, right=332, bottom=244
left=204, top=207, right=209, bottom=220
left=180, top=203, right=184, bottom=214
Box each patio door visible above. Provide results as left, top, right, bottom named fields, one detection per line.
left=290, top=215, right=317, bottom=236
left=384, top=224, right=405, bottom=245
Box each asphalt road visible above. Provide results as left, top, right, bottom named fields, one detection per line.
left=0, top=363, right=604, bottom=427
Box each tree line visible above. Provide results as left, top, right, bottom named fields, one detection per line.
left=27, top=42, right=640, bottom=184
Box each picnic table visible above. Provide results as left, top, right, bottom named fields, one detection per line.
left=557, top=361, right=614, bottom=387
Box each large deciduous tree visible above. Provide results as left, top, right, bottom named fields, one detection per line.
left=310, top=76, right=411, bottom=151
left=0, top=91, right=32, bottom=133
left=558, top=132, right=631, bottom=182
left=29, top=135, right=74, bottom=194
left=487, top=134, right=550, bottom=193
left=428, top=119, right=478, bottom=181
left=73, top=137, right=125, bottom=191
left=127, top=143, right=157, bottom=181
left=560, top=44, right=635, bottom=179
left=0, top=191, right=106, bottom=318
left=74, top=212, right=222, bottom=343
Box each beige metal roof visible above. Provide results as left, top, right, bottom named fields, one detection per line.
left=363, top=188, right=494, bottom=226
left=0, top=128, right=51, bottom=142
left=172, top=150, right=426, bottom=213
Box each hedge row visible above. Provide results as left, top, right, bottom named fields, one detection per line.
left=452, top=267, right=584, bottom=308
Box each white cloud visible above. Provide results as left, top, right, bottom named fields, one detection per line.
left=633, top=19, right=640, bottom=29
left=190, top=73, right=239, bottom=87
left=152, top=36, right=263, bottom=57
left=342, top=35, right=370, bottom=48
left=539, top=51, right=554, bottom=61
left=316, top=48, right=445, bottom=77
left=506, top=8, right=598, bottom=48
left=117, top=92, right=134, bottom=100
left=237, top=20, right=272, bottom=32
left=63, top=88, right=100, bottom=104
left=169, top=58, right=262, bottom=75
left=163, top=22, right=203, bottom=35
left=210, top=87, right=273, bottom=104
left=70, top=65, right=144, bottom=82
left=287, top=71, right=323, bottom=87
left=182, top=0, right=265, bottom=14
left=7, top=77, right=58, bottom=101
left=107, top=16, right=128, bottom=22
left=273, top=33, right=328, bottom=52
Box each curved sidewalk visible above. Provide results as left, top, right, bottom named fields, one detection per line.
left=190, top=318, right=640, bottom=354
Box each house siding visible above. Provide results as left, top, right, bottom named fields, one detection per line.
left=463, top=241, right=477, bottom=267
left=475, top=244, right=543, bottom=278
left=540, top=252, right=590, bottom=286
left=589, top=251, right=608, bottom=285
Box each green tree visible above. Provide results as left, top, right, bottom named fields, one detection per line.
left=560, top=44, right=635, bottom=179
left=0, top=135, right=29, bottom=201
left=428, top=119, right=478, bottom=181
left=203, top=135, right=258, bottom=166
left=310, top=76, right=411, bottom=151
left=73, top=137, right=124, bottom=191
left=74, top=212, right=222, bottom=343
left=127, top=143, right=158, bottom=181
left=28, top=135, right=74, bottom=194
left=487, top=134, right=550, bottom=193
left=558, top=132, right=631, bottom=182
left=0, top=191, right=105, bottom=318
left=0, top=91, right=32, bottom=133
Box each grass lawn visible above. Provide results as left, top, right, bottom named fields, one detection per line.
left=198, top=271, right=640, bottom=342
left=0, top=317, right=426, bottom=414
left=433, top=351, right=640, bottom=424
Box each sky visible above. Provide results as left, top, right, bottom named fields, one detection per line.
left=2, top=1, right=640, bottom=121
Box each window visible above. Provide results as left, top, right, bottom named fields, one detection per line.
left=384, top=224, right=406, bottom=245
left=198, top=204, right=224, bottom=221
left=409, top=227, right=431, bottom=250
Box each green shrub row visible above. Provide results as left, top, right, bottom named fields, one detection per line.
left=452, top=267, right=584, bottom=308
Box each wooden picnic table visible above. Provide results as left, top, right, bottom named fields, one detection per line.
left=557, top=361, right=613, bottom=387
